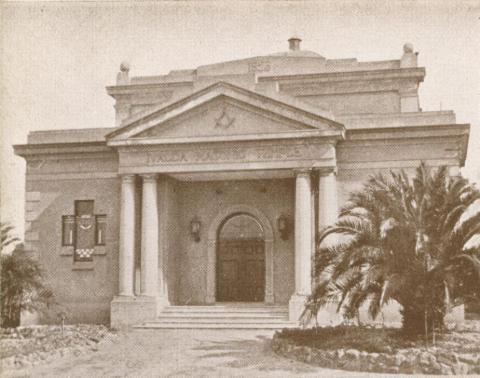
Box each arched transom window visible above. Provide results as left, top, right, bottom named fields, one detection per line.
left=219, top=214, right=264, bottom=241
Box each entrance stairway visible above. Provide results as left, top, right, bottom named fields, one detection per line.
left=134, top=304, right=298, bottom=329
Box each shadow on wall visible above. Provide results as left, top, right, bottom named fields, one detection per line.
left=466, top=300, right=480, bottom=320
left=309, top=301, right=464, bottom=328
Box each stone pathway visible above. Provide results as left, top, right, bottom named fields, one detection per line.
left=3, top=329, right=387, bottom=377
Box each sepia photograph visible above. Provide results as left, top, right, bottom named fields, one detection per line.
left=1, top=0, right=479, bottom=376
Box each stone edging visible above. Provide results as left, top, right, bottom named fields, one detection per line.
left=271, top=333, right=480, bottom=375
left=1, top=331, right=118, bottom=370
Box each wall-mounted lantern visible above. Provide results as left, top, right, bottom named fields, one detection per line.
left=277, top=214, right=290, bottom=241
left=190, top=217, right=202, bottom=242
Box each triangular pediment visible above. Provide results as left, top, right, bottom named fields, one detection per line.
left=134, top=98, right=319, bottom=139
left=106, top=82, right=343, bottom=143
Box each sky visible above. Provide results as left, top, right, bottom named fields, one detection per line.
left=1, top=0, right=479, bottom=239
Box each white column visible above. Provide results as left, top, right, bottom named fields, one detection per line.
left=156, top=178, right=171, bottom=307
left=294, top=169, right=313, bottom=296
left=140, top=174, right=159, bottom=297
left=318, top=170, right=338, bottom=230
left=118, top=174, right=136, bottom=296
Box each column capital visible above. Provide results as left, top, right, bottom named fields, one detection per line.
left=120, top=174, right=136, bottom=183
left=140, top=173, right=158, bottom=182
left=294, top=168, right=313, bottom=177
left=316, top=167, right=337, bottom=177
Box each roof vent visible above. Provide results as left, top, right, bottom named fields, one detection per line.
left=288, top=36, right=302, bottom=51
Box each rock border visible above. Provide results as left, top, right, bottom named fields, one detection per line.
left=272, top=332, right=480, bottom=375
left=0, top=325, right=118, bottom=370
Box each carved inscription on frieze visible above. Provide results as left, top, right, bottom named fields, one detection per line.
left=143, top=142, right=326, bottom=166
left=147, top=148, right=246, bottom=164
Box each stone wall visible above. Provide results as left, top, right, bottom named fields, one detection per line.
left=301, top=91, right=400, bottom=115
left=25, top=177, right=121, bottom=325
left=271, top=329, right=480, bottom=375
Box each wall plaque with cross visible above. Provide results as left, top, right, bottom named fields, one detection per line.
left=62, top=200, right=106, bottom=261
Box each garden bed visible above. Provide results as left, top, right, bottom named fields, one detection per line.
left=272, top=323, right=480, bottom=375
left=0, top=324, right=117, bottom=369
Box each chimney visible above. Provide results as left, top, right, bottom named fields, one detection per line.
left=288, top=36, right=302, bottom=51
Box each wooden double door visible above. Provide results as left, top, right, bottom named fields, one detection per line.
left=216, top=238, right=265, bottom=302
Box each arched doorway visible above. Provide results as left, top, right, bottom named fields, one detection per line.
left=216, top=214, right=265, bottom=302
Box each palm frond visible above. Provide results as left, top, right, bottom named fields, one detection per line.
left=308, top=163, right=480, bottom=332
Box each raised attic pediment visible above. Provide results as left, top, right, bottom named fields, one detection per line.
left=132, top=97, right=321, bottom=139
left=106, top=82, right=343, bottom=143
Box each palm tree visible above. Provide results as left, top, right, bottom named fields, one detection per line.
left=1, top=223, right=19, bottom=251
left=303, top=164, right=480, bottom=337
left=1, top=223, right=54, bottom=328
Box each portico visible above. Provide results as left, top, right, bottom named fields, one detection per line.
left=108, top=81, right=344, bottom=326
left=112, top=168, right=339, bottom=326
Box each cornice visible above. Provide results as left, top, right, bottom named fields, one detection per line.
left=258, top=67, right=426, bottom=84
left=106, top=81, right=193, bottom=97
left=108, top=129, right=344, bottom=147
left=344, top=123, right=470, bottom=141
left=14, top=142, right=113, bottom=158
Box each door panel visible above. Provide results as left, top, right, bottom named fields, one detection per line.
left=217, top=260, right=238, bottom=301
left=216, top=239, right=265, bottom=302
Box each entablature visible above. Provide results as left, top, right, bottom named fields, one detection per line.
left=338, top=123, right=469, bottom=167
left=116, top=137, right=338, bottom=175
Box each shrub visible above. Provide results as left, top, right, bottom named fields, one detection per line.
left=277, top=326, right=412, bottom=353
left=1, top=224, right=54, bottom=328
left=303, top=164, right=480, bottom=338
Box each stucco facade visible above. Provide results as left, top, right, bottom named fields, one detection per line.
left=15, top=39, right=469, bottom=327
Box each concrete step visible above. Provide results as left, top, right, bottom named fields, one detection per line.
left=162, top=306, right=288, bottom=314
left=135, top=321, right=297, bottom=329
left=152, top=317, right=289, bottom=323
left=134, top=305, right=293, bottom=329
left=156, top=313, right=288, bottom=319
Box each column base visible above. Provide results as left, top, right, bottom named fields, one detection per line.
left=289, top=294, right=308, bottom=323
left=265, top=294, right=275, bottom=305
left=110, top=295, right=157, bottom=329
left=205, top=295, right=216, bottom=305
left=156, top=295, right=170, bottom=313
left=445, top=304, right=465, bottom=326
left=20, top=310, right=40, bottom=326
